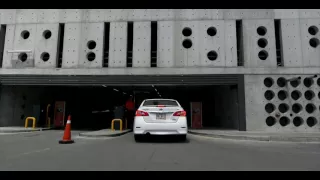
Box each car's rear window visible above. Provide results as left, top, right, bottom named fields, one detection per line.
left=143, top=100, right=178, bottom=106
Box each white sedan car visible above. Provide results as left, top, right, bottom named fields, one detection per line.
left=133, top=99, right=188, bottom=142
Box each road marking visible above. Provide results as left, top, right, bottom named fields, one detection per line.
left=9, top=148, right=51, bottom=159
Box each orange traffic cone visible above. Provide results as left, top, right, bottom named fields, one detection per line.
left=59, top=115, right=74, bottom=144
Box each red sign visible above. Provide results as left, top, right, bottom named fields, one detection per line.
left=191, top=102, right=202, bottom=129
left=54, top=101, right=66, bottom=128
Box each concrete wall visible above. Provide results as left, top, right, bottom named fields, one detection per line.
left=0, top=9, right=320, bottom=70
left=0, top=86, right=42, bottom=127
left=0, top=9, right=319, bottom=132
left=245, top=75, right=320, bottom=132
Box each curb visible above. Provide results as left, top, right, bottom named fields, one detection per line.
left=188, top=131, right=320, bottom=143
left=0, top=127, right=54, bottom=133
left=78, top=130, right=131, bottom=138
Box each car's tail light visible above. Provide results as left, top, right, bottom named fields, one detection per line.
left=135, top=110, right=149, bottom=116
left=157, top=105, right=165, bottom=107
left=173, top=111, right=186, bottom=117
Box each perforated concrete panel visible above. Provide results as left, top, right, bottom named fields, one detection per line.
left=245, top=75, right=320, bottom=132
left=108, top=22, right=127, bottom=68
left=0, top=9, right=16, bottom=24
left=281, top=19, right=303, bottom=67
left=224, top=20, right=237, bottom=67
left=198, top=20, right=226, bottom=67
left=299, top=19, right=320, bottom=67
left=243, top=19, right=277, bottom=67
left=130, top=9, right=152, bottom=21
left=11, top=24, right=37, bottom=68
left=16, top=9, right=38, bottom=24
left=83, top=9, right=105, bottom=22
left=274, top=9, right=299, bottom=19
left=34, top=24, right=59, bottom=68
left=2, top=25, right=15, bottom=68
left=62, top=23, right=81, bottom=68
left=60, top=9, right=82, bottom=23
left=157, top=21, right=175, bottom=68
left=132, top=22, right=151, bottom=68
left=37, top=9, right=60, bottom=23
left=175, top=21, right=200, bottom=67
left=299, top=10, right=320, bottom=19
left=175, top=9, right=223, bottom=20
left=79, top=23, right=104, bottom=68
left=223, top=9, right=274, bottom=20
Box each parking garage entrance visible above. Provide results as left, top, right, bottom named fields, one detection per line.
left=0, top=74, right=246, bottom=131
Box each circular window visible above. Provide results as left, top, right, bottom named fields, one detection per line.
left=257, top=38, right=268, bottom=48
left=278, top=90, right=287, bottom=100
left=87, top=40, right=97, bottom=50
left=207, top=51, right=218, bottom=61
left=41, top=52, right=50, bottom=62
left=257, top=26, right=267, bottom=36
left=290, top=78, right=300, bottom=87
left=277, top=77, right=286, bottom=87
left=182, top=39, right=192, bottom=49
left=21, top=30, right=30, bottom=39
left=207, top=27, right=217, bottom=36
left=264, top=90, right=275, bottom=100
left=306, top=103, right=316, bottom=114
left=309, top=38, right=320, bottom=48
left=264, top=77, right=274, bottom=88
left=303, top=78, right=314, bottom=87
left=292, top=103, right=302, bottom=114
left=266, top=116, right=276, bottom=127
left=265, top=103, right=276, bottom=113
left=182, top=27, right=192, bottom=37
left=291, top=90, right=302, bottom=100
left=279, top=116, right=290, bottom=127
left=279, top=103, right=289, bottom=113
left=304, top=90, right=315, bottom=100
left=293, top=117, right=303, bottom=127
left=18, top=53, right=28, bottom=62
left=43, top=30, right=52, bottom=39
left=258, top=50, right=268, bottom=60
left=308, top=26, right=319, bottom=36
left=87, top=52, right=96, bottom=61
left=306, top=117, right=317, bottom=127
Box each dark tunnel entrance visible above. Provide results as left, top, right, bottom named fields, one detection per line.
left=34, top=85, right=243, bottom=131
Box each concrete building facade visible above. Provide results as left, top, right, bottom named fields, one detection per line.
left=0, top=9, right=319, bottom=132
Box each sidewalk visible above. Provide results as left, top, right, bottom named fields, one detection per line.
left=188, top=129, right=320, bottom=143
left=0, top=127, right=51, bottom=133
left=78, top=129, right=131, bottom=138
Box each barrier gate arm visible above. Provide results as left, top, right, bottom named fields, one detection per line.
left=111, top=119, right=123, bottom=131
left=25, top=117, right=36, bottom=129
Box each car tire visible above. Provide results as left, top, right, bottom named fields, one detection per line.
left=134, top=135, right=142, bottom=142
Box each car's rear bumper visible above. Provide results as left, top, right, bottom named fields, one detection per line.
left=133, top=117, right=188, bottom=135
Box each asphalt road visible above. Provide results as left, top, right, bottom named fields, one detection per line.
left=0, top=130, right=320, bottom=171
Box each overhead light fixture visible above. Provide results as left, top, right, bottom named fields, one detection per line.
left=152, top=85, right=154, bottom=88
left=113, top=89, right=119, bottom=92
left=123, top=92, right=126, bottom=95
left=102, top=85, right=107, bottom=87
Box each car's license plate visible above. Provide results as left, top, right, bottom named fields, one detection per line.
left=156, top=113, right=166, bottom=120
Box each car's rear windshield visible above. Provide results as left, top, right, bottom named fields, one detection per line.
left=143, top=100, right=178, bottom=106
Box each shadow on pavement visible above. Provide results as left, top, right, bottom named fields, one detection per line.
left=136, top=135, right=190, bottom=144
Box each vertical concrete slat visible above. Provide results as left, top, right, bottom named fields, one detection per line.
left=132, top=22, right=151, bottom=68
left=62, top=23, right=82, bottom=68
left=108, top=22, right=127, bottom=68
left=34, top=23, right=59, bottom=68
left=79, top=22, right=104, bottom=68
